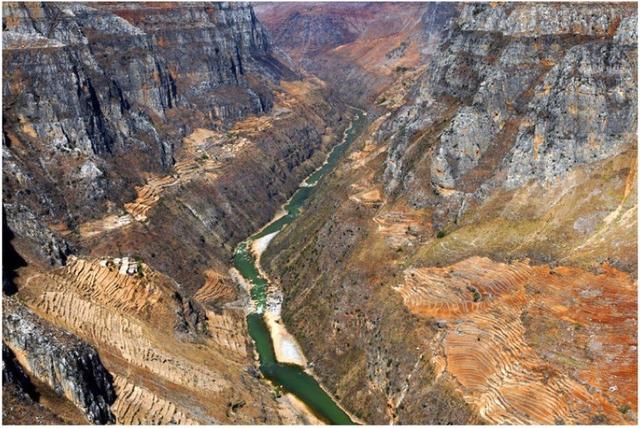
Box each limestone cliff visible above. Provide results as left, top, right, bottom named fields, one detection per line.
left=3, top=1, right=637, bottom=425
left=3, top=1, right=294, bottom=261
left=264, top=2, right=637, bottom=424
left=255, top=2, right=458, bottom=105
left=3, top=298, right=115, bottom=424
left=3, top=1, right=345, bottom=424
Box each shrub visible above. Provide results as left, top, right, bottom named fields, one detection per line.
left=618, top=404, right=630, bottom=415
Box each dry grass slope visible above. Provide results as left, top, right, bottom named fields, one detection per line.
left=395, top=257, right=636, bottom=424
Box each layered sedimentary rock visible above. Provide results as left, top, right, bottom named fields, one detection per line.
left=3, top=1, right=344, bottom=423
left=2, top=1, right=295, bottom=259
left=3, top=298, right=115, bottom=424
left=255, top=2, right=458, bottom=104
left=264, top=2, right=637, bottom=424
left=3, top=1, right=637, bottom=425
left=380, top=3, right=636, bottom=231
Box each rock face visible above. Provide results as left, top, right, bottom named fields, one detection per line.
left=3, top=345, right=31, bottom=392
left=3, top=298, right=115, bottom=424
left=381, top=2, right=636, bottom=216
left=2, top=344, right=70, bottom=425
left=3, top=204, right=73, bottom=267
left=264, top=2, right=636, bottom=425
left=504, top=38, right=636, bottom=188
left=3, top=1, right=343, bottom=291
left=2, top=1, right=293, bottom=246
left=255, top=2, right=458, bottom=104
left=76, top=77, right=341, bottom=296
left=3, top=2, right=344, bottom=424
left=3, top=1, right=637, bottom=425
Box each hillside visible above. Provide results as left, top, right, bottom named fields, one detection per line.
left=3, top=2, right=347, bottom=423
left=254, top=2, right=457, bottom=104
left=2, top=1, right=638, bottom=425
left=262, top=2, right=638, bottom=424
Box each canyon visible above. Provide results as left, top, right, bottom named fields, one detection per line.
left=3, top=2, right=346, bottom=424
left=2, top=1, right=638, bottom=426
left=258, top=1, right=638, bottom=425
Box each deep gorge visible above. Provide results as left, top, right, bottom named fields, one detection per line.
left=3, top=1, right=638, bottom=425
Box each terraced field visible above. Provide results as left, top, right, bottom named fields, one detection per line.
left=14, top=257, right=302, bottom=424
left=76, top=79, right=327, bottom=240
left=395, top=257, right=637, bottom=424
left=373, top=209, right=427, bottom=248
left=111, top=376, right=198, bottom=425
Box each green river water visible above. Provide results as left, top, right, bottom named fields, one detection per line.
left=233, top=110, right=367, bottom=424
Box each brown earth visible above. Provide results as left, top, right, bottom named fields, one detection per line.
left=3, top=2, right=637, bottom=425
left=11, top=256, right=305, bottom=424
left=255, top=2, right=457, bottom=104
left=263, top=60, right=637, bottom=423
left=4, top=72, right=347, bottom=422
left=397, top=257, right=636, bottom=424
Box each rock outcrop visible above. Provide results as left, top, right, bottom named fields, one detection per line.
left=3, top=2, right=345, bottom=423
left=2, top=1, right=294, bottom=241
left=3, top=1, right=637, bottom=425
left=380, top=3, right=636, bottom=222
left=263, top=2, right=637, bottom=425
left=3, top=298, right=115, bottom=424
left=2, top=351, right=70, bottom=425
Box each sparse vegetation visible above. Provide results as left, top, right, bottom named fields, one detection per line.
left=591, top=414, right=608, bottom=425
left=617, top=404, right=630, bottom=415
left=272, top=385, right=283, bottom=399
left=7, top=2, right=632, bottom=424
left=136, top=261, right=144, bottom=277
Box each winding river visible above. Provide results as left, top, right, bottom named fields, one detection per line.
left=233, top=109, right=367, bottom=425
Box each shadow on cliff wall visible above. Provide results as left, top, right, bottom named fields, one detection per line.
left=2, top=345, right=40, bottom=402
left=3, top=208, right=27, bottom=295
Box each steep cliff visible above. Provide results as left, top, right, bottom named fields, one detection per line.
left=2, top=344, right=72, bottom=425
left=255, top=2, right=458, bottom=105
left=3, top=1, right=346, bottom=423
left=3, top=298, right=115, bottom=424
left=3, top=1, right=295, bottom=262
left=264, top=2, right=637, bottom=424
left=3, top=1, right=637, bottom=425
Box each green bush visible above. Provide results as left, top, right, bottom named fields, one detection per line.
left=618, top=404, right=630, bottom=415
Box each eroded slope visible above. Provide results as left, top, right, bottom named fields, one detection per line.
left=3, top=1, right=346, bottom=423
left=264, top=2, right=637, bottom=424
left=255, top=2, right=457, bottom=104
left=12, top=256, right=306, bottom=424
